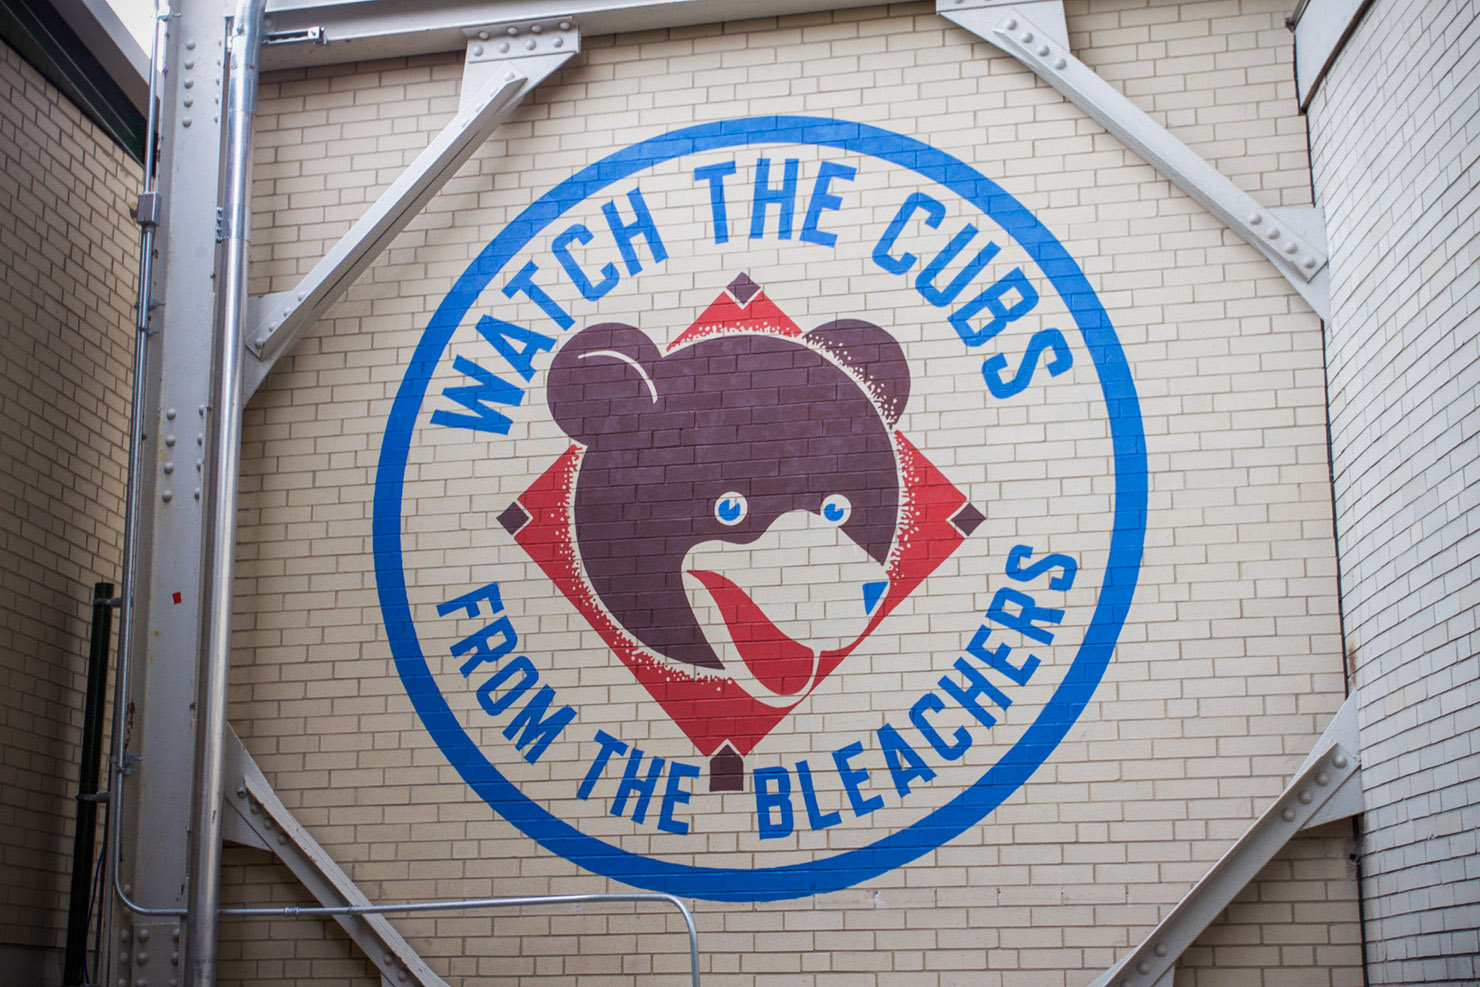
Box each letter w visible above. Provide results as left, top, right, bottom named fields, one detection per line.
left=430, top=355, right=525, bottom=434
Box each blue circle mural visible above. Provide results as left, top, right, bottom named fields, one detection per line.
left=374, top=116, right=1147, bottom=901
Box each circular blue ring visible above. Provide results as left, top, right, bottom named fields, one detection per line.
left=374, top=115, right=1147, bottom=901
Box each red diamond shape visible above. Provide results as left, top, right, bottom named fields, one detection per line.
left=506, top=283, right=976, bottom=760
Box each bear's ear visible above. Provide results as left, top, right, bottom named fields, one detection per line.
left=804, top=319, right=911, bottom=427
left=547, top=323, right=664, bottom=443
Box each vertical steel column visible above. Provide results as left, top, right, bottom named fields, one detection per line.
left=109, top=0, right=231, bottom=983
left=183, top=0, right=265, bottom=982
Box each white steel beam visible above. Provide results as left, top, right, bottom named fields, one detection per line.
left=244, top=24, right=576, bottom=396
left=257, top=0, right=883, bottom=69
left=110, top=3, right=234, bottom=985
left=222, top=729, right=451, bottom=987
left=1088, top=695, right=1363, bottom=987
left=939, top=1, right=1332, bottom=322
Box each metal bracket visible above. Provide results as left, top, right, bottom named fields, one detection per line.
left=222, top=728, right=451, bottom=987
left=938, top=0, right=1066, bottom=47
left=462, top=18, right=579, bottom=111
left=243, top=21, right=578, bottom=398
left=1088, top=695, right=1364, bottom=987
left=938, top=2, right=1332, bottom=321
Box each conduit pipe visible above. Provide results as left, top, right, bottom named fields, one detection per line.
left=183, top=0, right=268, bottom=980
left=106, top=0, right=190, bottom=928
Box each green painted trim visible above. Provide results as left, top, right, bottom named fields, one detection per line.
left=0, top=0, right=146, bottom=163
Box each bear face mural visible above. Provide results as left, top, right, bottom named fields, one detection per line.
left=546, top=306, right=909, bottom=703
left=499, top=273, right=982, bottom=791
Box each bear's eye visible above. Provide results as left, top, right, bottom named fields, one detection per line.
left=715, top=492, right=747, bottom=526
left=820, top=494, right=852, bottom=526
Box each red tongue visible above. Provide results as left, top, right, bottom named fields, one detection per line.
left=687, top=569, right=815, bottom=696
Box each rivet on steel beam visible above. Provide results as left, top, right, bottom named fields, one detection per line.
left=499, top=42, right=509, bottom=52
left=166, top=408, right=177, bottom=420
left=1303, top=257, right=1317, bottom=269
left=184, top=79, right=193, bottom=88
left=1333, top=753, right=1348, bottom=768
left=1298, top=789, right=1313, bottom=804
left=473, top=45, right=483, bottom=56
left=163, top=462, right=174, bottom=474
left=184, top=97, right=193, bottom=108
left=165, top=435, right=175, bottom=447
left=526, top=39, right=536, bottom=50
left=1054, top=57, right=1067, bottom=69
left=507, top=26, right=518, bottom=36
left=185, top=40, right=195, bottom=49
left=478, top=30, right=488, bottom=40
left=1021, top=31, right=1033, bottom=42
left=1005, top=18, right=1018, bottom=30
left=1037, top=44, right=1049, bottom=56
left=193, top=488, right=200, bottom=500
left=506, top=70, right=518, bottom=81
left=531, top=23, right=542, bottom=33
left=182, top=119, right=191, bottom=127
left=161, top=490, right=172, bottom=502
left=1285, top=243, right=1298, bottom=255
left=1249, top=213, right=1263, bottom=225
left=277, top=833, right=288, bottom=844
left=1136, top=961, right=1151, bottom=975
left=237, top=785, right=247, bottom=798
left=1153, top=943, right=1167, bottom=957
left=1281, top=807, right=1296, bottom=822
left=561, top=20, right=571, bottom=28
left=1316, top=771, right=1330, bottom=786
left=137, top=952, right=149, bottom=966
left=1267, top=227, right=1281, bottom=239
left=554, top=37, right=564, bottom=47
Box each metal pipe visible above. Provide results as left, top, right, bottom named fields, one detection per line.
left=183, top=0, right=267, bottom=981
left=222, top=892, right=702, bottom=987
left=106, top=0, right=189, bottom=946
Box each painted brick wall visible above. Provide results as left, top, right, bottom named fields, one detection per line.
left=0, top=37, right=140, bottom=973
left=222, top=2, right=1362, bottom=984
left=1307, top=0, right=1480, bottom=982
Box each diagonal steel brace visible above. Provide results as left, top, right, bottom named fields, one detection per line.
left=244, top=21, right=578, bottom=397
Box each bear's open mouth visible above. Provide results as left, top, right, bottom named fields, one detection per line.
left=684, top=568, right=817, bottom=697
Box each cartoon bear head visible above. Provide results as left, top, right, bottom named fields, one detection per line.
left=546, top=316, right=910, bottom=691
